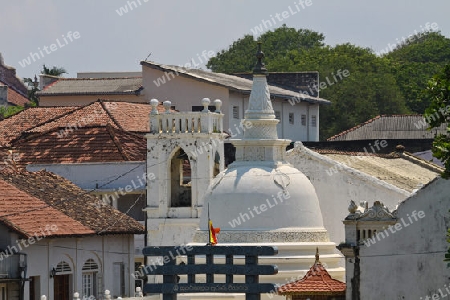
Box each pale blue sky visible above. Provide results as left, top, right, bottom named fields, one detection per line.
left=1, top=0, right=449, bottom=80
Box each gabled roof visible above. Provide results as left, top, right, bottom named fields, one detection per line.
left=36, top=77, right=143, bottom=96
left=278, top=249, right=346, bottom=296
left=13, top=125, right=146, bottom=165
left=0, top=169, right=145, bottom=236
left=0, top=106, right=78, bottom=147
left=0, top=173, right=94, bottom=238
left=141, top=61, right=331, bottom=105
left=327, top=115, right=448, bottom=141
left=4, top=85, right=30, bottom=106
left=24, top=100, right=164, bottom=135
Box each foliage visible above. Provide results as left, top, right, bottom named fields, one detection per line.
left=0, top=105, right=24, bottom=119
left=42, top=64, right=67, bottom=76
left=207, top=25, right=325, bottom=73
left=424, top=64, right=450, bottom=178
left=386, top=31, right=450, bottom=113
left=23, top=77, right=40, bottom=105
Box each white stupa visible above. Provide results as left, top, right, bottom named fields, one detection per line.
left=190, top=44, right=344, bottom=299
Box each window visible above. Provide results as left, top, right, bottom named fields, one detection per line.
left=232, top=106, right=239, bottom=119
left=82, top=259, right=99, bottom=299
left=311, top=115, right=317, bottom=127
left=301, top=114, right=306, bottom=126
left=274, top=111, right=281, bottom=120
left=289, top=113, right=294, bottom=124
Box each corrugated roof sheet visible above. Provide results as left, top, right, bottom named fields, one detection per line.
left=141, top=61, right=331, bottom=105
left=328, top=115, right=448, bottom=141
left=36, top=77, right=143, bottom=96
left=316, top=150, right=442, bottom=192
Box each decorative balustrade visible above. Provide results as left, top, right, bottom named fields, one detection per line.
left=149, top=98, right=223, bottom=134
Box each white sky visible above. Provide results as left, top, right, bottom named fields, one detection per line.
left=1, top=0, right=449, bottom=79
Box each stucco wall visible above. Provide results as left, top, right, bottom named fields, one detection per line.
left=0, top=230, right=135, bottom=299
left=357, top=178, right=450, bottom=299
left=286, top=143, right=410, bottom=250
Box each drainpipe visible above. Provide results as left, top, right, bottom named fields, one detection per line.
left=352, top=246, right=360, bottom=300
left=18, top=253, right=27, bottom=300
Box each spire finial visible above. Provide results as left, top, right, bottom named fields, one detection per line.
left=315, top=247, right=321, bottom=264
left=253, top=42, right=267, bottom=75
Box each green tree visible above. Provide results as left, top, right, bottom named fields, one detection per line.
left=424, top=64, right=450, bottom=178
left=207, top=25, right=325, bottom=73
left=42, top=64, right=67, bottom=76
left=386, top=31, right=450, bottom=113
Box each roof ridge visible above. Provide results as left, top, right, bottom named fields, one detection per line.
left=100, top=100, right=125, bottom=131
left=106, top=124, right=131, bottom=161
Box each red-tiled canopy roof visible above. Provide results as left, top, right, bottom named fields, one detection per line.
left=278, top=249, right=346, bottom=296
left=6, top=87, right=30, bottom=106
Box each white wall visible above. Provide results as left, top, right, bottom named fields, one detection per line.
left=0, top=231, right=135, bottom=299
left=27, top=162, right=146, bottom=191
left=355, top=178, right=450, bottom=299
left=286, top=143, right=410, bottom=251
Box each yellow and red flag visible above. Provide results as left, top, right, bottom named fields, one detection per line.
left=208, top=219, right=220, bottom=245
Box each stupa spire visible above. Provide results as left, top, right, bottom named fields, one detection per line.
left=243, top=42, right=279, bottom=140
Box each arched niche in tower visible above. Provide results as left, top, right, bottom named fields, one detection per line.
left=213, top=150, right=220, bottom=177
left=169, top=147, right=192, bottom=207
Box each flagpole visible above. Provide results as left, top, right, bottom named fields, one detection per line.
left=207, top=203, right=211, bottom=246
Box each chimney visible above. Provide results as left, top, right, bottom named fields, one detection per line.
left=39, top=74, right=59, bottom=90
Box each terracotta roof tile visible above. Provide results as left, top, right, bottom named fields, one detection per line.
left=25, top=100, right=168, bottom=135
left=7, top=87, right=30, bottom=106
left=13, top=125, right=146, bottom=165
left=0, top=175, right=94, bottom=238
left=278, top=252, right=346, bottom=296
left=0, top=169, right=145, bottom=235
left=0, top=106, right=77, bottom=147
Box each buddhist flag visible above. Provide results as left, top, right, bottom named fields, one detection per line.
left=208, top=219, right=220, bottom=245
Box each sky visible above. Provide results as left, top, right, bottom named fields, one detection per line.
left=1, top=0, right=449, bottom=80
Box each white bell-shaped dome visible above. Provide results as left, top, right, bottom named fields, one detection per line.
left=199, top=162, right=325, bottom=232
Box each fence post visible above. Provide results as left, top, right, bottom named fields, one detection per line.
left=104, top=289, right=111, bottom=299
left=73, top=292, right=80, bottom=300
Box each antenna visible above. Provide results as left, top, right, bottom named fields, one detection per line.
left=144, top=52, right=152, bottom=61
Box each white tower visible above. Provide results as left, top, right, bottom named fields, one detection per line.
left=145, top=98, right=225, bottom=246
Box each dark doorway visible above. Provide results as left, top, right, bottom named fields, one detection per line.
left=54, top=275, right=70, bottom=300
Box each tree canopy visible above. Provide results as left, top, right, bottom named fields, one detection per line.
left=207, top=27, right=450, bottom=139
left=424, top=64, right=450, bottom=178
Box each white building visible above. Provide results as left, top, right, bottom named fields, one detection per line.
left=141, top=61, right=330, bottom=141
left=0, top=170, right=145, bottom=300
left=338, top=177, right=450, bottom=299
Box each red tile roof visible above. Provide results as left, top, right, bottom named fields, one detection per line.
left=13, top=125, right=146, bottom=165
left=25, top=100, right=168, bottom=135
left=0, top=169, right=145, bottom=236
left=0, top=106, right=77, bottom=147
left=278, top=249, right=346, bottom=296
left=7, top=87, right=30, bottom=106
left=0, top=173, right=94, bottom=238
